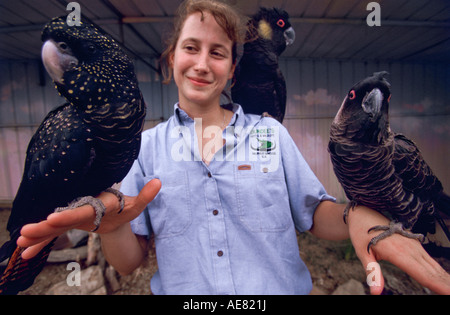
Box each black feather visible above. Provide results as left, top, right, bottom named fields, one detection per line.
left=232, top=7, right=294, bottom=123
left=329, top=72, right=450, bottom=257
left=0, top=16, right=146, bottom=294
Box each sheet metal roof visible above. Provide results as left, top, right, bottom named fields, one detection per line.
left=0, top=0, right=449, bottom=68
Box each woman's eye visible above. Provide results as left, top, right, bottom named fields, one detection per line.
left=184, top=45, right=197, bottom=52
left=211, top=51, right=225, bottom=58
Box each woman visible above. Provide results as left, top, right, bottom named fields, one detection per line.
left=19, top=0, right=450, bottom=295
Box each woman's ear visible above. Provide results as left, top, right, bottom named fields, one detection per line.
left=228, top=63, right=236, bottom=80
left=169, top=52, right=175, bottom=68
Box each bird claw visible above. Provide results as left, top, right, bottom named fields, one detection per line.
left=55, top=196, right=106, bottom=232
left=343, top=200, right=358, bottom=224
left=261, top=112, right=273, bottom=119
left=104, top=188, right=125, bottom=213
left=53, top=188, right=124, bottom=232
left=366, top=221, right=425, bottom=253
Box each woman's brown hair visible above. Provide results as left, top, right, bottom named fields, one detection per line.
left=160, top=0, right=246, bottom=85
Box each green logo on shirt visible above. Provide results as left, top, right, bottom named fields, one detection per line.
left=250, top=127, right=277, bottom=156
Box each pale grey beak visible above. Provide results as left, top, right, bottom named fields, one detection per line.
left=42, top=40, right=78, bottom=84
left=362, top=88, right=383, bottom=117
left=284, top=27, right=295, bottom=46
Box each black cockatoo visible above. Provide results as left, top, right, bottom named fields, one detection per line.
left=328, top=71, right=450, bottom=255
left=0, top=16, right=146, bottom=294
left=231, top=7, right=295, bottom=123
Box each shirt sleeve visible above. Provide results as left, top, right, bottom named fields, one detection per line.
left=279, top=125, right=336, bottom=232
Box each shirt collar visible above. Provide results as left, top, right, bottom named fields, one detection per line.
left=173, top=102, right=245, bottom=130
left=174, top=103, right=193, bottom=127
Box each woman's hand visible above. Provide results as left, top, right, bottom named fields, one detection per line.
left=17, top=179, right=161, bottom=260
left=347, top=205, right=450, bottom=295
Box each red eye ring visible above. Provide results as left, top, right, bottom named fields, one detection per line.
left=277, top=19, right=285, bottom=28
left=388, top=94, right=392, bottom=102
left=349, top=90, right=356, bottom=100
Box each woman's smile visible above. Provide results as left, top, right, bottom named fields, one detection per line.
left=187, top=76, right=212, bottom=87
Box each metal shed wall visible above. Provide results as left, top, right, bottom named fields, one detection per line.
left=279, top=59, right=449, bottom=201
left=0, top=58, right=449, bottom=202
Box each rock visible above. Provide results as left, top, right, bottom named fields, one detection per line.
left=47, top=246, right=87, bottom=263
left=67, top=230, right=89, bottom=247
left=105, top=265, right=121, bottom=293
left=46, top=265, right=106, bottom=295
left=309, top=285, right=327, bottom=295
left=382, top=267, right=427, bottom=295
left=86, top=233, right=102, bottom=266
left=332, top=279, right=366, bottom=295
left=53, top=230, right=89, bottom=250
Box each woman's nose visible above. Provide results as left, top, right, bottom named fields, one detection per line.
left=193, top=51, right=210, bottom=73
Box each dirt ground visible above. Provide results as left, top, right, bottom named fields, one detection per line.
left=1, top=208, right=448, bottom=295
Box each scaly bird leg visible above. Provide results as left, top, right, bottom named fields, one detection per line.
left=54, top=188, right=125, bottom=232
left=367, top=221, right=425, bottom=253
left=55, top=196, right=106, bottom=232
left=104, top=188, right=125, bottom=213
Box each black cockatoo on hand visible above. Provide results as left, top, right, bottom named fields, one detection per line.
left=328, top=71, right=450, bottom=256
left=231, top=7, right=295, bottom=123
left=0, top=16, right=146, bottom=294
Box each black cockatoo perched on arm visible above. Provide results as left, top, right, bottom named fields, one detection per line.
left=0, top=16, right=146, bottom=294
left=231, top=7, right=295, bottom=123
left=328, top=71, right=450, bottom=256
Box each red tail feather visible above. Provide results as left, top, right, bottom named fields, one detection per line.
left=0, top=241, right=55, bottom=295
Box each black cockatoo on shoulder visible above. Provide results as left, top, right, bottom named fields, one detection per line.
left=328, top=71, right=450, bottom=256
left=0, top=16, right=146, bottom=294
left=231, top=7, right=295, bottom=123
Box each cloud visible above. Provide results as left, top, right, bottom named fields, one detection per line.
left=292, top=88, right=340, bottom=108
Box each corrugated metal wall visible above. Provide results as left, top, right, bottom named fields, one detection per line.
left=0, top=59, right=449, bottom=202
left=279, top=59, right=450, bottom=201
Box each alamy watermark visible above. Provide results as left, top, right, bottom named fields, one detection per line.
left=367, top=2, right=381, bottom=27
left=66, top=262, right=81, bottom=287
left=66, top=2, right=381, bottom=28
left=66, top=2, right=81, bottom=26
left=366, top=262, right=382, bottom=287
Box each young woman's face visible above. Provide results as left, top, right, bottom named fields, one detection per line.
left=172, top=12, right=235, bottom=108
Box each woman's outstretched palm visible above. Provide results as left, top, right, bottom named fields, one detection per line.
left=17, top=179, right=161, bottom=259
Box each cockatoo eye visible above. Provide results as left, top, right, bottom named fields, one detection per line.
left=277, top=19, right=285, bottom=28
left=349, top=90, right=356, bottom=100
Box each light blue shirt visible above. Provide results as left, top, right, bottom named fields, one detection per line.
left=121, top=103, right=335, bottom=295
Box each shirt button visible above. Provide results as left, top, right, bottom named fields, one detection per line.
left=212, top=210, right=219, bottom=216
left=207, top=172, right=212, bottom=178
left=217, top=250, right=224, bottom=257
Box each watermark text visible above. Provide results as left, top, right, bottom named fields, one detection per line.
left=66, top=262, right=81, bottom=287
left=366, top=262, right=382, bottom=287
left=367, top=2, right=381, bottom=27
left=66, top=2, right=81, bottom=26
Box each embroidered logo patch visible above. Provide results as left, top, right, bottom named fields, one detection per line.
left=250, top=127, right=277, bottom=157
left=249, top=126, right=279, bottom=172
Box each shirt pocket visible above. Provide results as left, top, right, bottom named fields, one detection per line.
left=145, top=171, right=192, bottom=238
left=234, top=163, right=291, bottom=232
